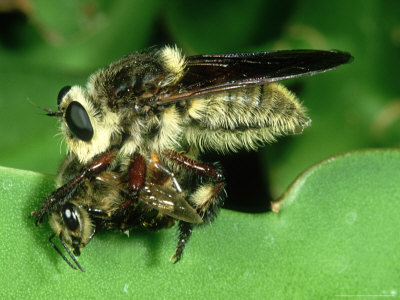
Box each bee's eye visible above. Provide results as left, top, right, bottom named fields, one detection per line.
left=65, top=101, right=94, bottom=142
left=57, top=85, right=71, bottom=106
left=62, top=203, right=80, bottom=231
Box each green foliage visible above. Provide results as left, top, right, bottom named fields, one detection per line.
left=0, top=0, right=399, bottom=298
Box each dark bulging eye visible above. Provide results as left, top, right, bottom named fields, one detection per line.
left=62, top=203, right=80, bottom=231
left=65, top=101, right=94, bottom=141
left=57, top=85, right=71, bottom=106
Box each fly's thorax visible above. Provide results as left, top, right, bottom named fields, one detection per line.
left=87, top=46, right=186, bottom=112
left=118, top=104, right=187, bottom=157
left=57, top=85, right=123, bottom=164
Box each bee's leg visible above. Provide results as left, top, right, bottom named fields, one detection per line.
left=190, top=181, right=226, bottom=223
left=170, top=182, right=225, bottom=263
left=153, top=151, right=225, bottom=262
left=162, top=149, right=226, bottom=222
left=31, top=149, right=117, bottom=224
left=170, top=221, right=193, bottom=263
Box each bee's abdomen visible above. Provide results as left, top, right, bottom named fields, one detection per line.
left=184, top=83, right=310, bottom=153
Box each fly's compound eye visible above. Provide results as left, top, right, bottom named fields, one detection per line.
left=65, top=101, right=94, bottom=141
left=57, top=85, right=71, bottom=106
left=62, top=203, right=80, bottom=232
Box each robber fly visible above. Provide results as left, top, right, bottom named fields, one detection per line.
left=31, top=45, right=352, bottom=271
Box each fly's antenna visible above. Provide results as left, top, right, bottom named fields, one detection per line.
left=27, top=98, right=62, bottom=117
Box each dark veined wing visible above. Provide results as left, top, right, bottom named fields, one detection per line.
left=140, top=182, right=203, bottom=224
left=156, top=49, right=353, bottom=104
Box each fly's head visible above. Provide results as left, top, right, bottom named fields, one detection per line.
left=54, top=84, right=122, bottom=164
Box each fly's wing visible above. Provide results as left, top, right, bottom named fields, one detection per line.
left=139, top=182, right=203, bottom=224
left=156, top=49, right=352, bottom=104
left=154, top=49, right=352, bottom=153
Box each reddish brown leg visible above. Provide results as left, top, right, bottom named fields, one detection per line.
left=149, top=151, right=184, bottom=192
left=163, top=149, right=226, bottom=216
left=32, top=150, right=117, bottom=224
left=163, top=150, right=226, bottom=263
left=163, top=149, right=224, bottom=182
left=170, top=221, right=192, bottom=264
left=128, top=153, right=147, bottom=197
left=113, top=153, right=147, bottom=215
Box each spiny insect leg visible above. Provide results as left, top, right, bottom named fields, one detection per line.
left=111, top=153, right=147, bottom=216
left=163, top=149, right=226, bottom=218
left=163, top=150, right=226, bottom=262
left=163, top=149, right=224, bottom=182
left=149, top=151, right=183, bottom=192
left=170, top=221, right=193, bottom=263
left=128, top=153, right=147, bottom=197
left=31, top=149, right=117, bottom=224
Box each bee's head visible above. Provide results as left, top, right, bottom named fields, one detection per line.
left=48, top=202, right=94, bottom=272
left=56, top=85, right=121, bottom=164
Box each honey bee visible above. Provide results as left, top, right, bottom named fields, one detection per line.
left=31, top=45, right=352, bottom=271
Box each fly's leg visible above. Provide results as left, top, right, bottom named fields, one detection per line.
left=149, top=151, right=183, bottom=192
left=163, top=149, right=226, bottom=220
left=128, top=153, right=147, bottom=197
left=163, top=149, right=224, bottom=181
left=110, top=152, right=186, bottom=227
left=31, top=150, right=117, bottom=224
left=109, top=153, right=147, bottom=218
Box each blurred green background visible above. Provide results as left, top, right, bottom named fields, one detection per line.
left=1, top=0, right=399, bottom=202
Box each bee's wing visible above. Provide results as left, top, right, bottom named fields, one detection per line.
left=157, top=49, right=352, bottom=104
left=140, top=182, right=203, bottom=224
left=94, top=172, right=202, bottom=223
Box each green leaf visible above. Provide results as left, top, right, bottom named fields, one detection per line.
left=1, top=149, right=399, bottom=298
